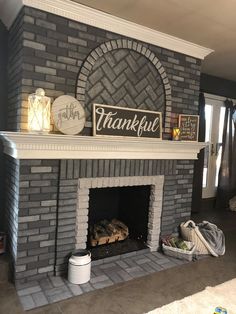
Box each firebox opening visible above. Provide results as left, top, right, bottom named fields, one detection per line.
left=87, top=185, right=151, bottom=260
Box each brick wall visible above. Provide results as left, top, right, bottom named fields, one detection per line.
left=7, top=6, right=201, bottom=134
left=0, top=21, right=8, bottom=230
left=5, top=5, right=200, bottom=283
left=7, top=9, right=24, bottom=131
left=5, top=156, right=20, bottom=278
left=15, top=159, right=59, bottom=283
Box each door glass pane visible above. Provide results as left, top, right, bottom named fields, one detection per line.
left=218, top=106, right=225, bottom=142
left=215, top=107, right=225, bottom=186
left=203, top=104, right=212, bottom=188
left=205, top=104, right=212, bottom=142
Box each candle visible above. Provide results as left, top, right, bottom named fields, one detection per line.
left=172, top=127, right=181, bottom=141
left=28, top=88, right=51, bottom=133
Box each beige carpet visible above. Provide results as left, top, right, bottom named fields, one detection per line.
left=147, top=278, right=236, bottom=313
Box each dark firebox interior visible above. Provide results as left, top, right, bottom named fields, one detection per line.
left=87, top=185, right=151, bottom=260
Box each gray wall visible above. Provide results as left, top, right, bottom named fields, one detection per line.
left=0, top=20, right=8, bottom=230
left=201, top=73, right=236, bottom=98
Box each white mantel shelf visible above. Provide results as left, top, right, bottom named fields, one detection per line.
left=0, top=132, right=206, bottom=160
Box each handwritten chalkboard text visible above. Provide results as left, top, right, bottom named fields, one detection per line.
left=179, top=114, right=199, bottom=141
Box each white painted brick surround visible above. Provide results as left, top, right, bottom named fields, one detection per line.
left=75, top=176, right=164, bottom=252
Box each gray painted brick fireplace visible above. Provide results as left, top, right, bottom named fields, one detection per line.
left=5, top=157, right=194, bottom=283
left=3, top=4, right=202, bottom=284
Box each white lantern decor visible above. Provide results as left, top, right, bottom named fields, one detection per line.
left=28, top=88, right=51, bottom=133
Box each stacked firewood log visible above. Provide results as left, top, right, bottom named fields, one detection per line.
left=90, top=219, right=129, bottom=246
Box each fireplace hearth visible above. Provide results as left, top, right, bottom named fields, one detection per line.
left=89, top=186, right=150, bottom=240
left=75, top=176, right=164, bottom=258
left=87, top=185, right=151, bottom=259
left=0, top=133, right=205, bottom=283
left=90, top=238, right=148, bottom=260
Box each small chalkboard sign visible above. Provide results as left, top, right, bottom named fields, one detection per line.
left=178, top=114, right=199, bottom=141
left=93, top=104, right=162, bottom=139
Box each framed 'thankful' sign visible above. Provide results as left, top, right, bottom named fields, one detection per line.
left=93, top=104, right=162, bottom=139
left=178, top=114, right=199, bottom=141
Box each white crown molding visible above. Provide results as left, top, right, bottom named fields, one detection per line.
left=0, top=0, right=213, bottom=59
left=0, top=132, right=207, bottom=160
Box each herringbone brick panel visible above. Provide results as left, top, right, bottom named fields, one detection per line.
left=85, top=49, right=165, bottom=120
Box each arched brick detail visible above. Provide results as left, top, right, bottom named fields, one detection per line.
left=76, top=39, right=172, bottom=132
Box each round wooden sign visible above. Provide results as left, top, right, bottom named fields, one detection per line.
left=52, top=95, right=86, bottom=135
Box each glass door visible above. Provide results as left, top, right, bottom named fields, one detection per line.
left=202, top=95, right=225, bottom=199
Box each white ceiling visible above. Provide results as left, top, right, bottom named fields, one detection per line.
left=72, top=0, right=236, bottom=82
